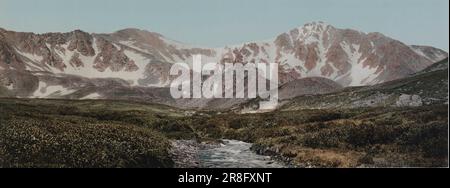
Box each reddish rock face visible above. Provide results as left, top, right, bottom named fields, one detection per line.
left=246, top=43, right=260, bottom=57
left=325, top=42, right=351, bottom=75
left=275, top=33, right=294, bottom=51
left=67, top=30, right=95, bottom=57
left=0, top=38, right=25, bottom=70
left=320, top=64, right=334, bottom=77
left=304, top=44, right=319, bottom=71
left=232, top=49, right=244, bottom=63
left=94, top=37, right=138, bottom=72
left=69, top=53, right=83, bottom=68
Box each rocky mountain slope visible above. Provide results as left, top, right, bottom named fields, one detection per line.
left=280, top=58, right=449, bottom=110
left=278, top=77, right=343, bottom=100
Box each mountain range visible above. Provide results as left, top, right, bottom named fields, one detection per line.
left=0, top=21, right=447, bottom=109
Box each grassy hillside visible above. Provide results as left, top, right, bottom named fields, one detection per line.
left=281, top=65, right=448, bottom=110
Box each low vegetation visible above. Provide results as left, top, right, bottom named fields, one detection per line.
left=187, top=106, right=448, bottom=167
left=0, top=98, right=183, bottom=168
left=0, top=98, right=448, bottom=167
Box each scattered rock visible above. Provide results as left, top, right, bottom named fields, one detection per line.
left=396, top=94, right=423, bottom=107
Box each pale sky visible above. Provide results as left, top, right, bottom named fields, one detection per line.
left=0, top=0, right=448, bottom=50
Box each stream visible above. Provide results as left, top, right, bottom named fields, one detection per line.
left=171, top=139, right=286, bottom=168
left=198, top=140, right=285, bottom=168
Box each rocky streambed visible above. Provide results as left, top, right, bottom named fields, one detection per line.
left=170, top=139, right=286, bottom=168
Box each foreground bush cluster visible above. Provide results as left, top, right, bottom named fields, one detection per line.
left=0, top=119, right=172, bottom=168
left=0, top=99, right=177, bottom=168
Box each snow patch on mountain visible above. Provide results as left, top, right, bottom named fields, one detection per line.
left=122, top=50, right=150, bottom=86
left=32, top=81, right=76, bottom=98
left=81, top=92, right=102, bottom=99
left=15, top=50, right=44, bottom=63
left=15, top=49, right=48, bottom=71
left=5, top=83, right=14, bottom=90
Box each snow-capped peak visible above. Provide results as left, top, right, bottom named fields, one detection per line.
left=299, top=21, right=331, bottom=32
